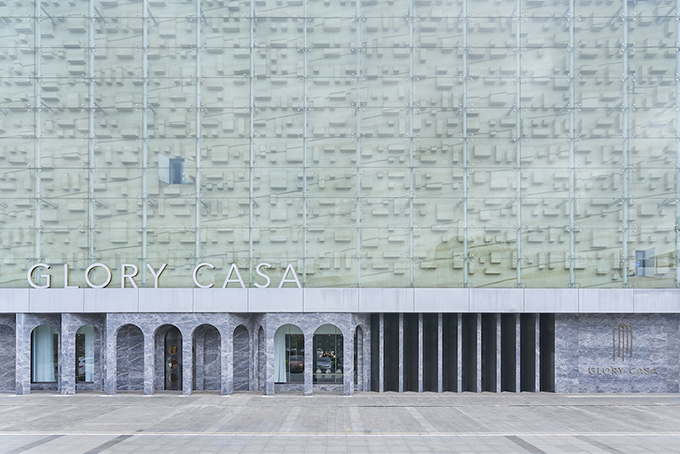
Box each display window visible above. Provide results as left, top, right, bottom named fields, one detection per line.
left=313, top=325, right=343, bottom=384
left=31, top=325, right=58, bottom=383
left=274, top=324, right=304, bottom=383
left=76, top=325, right=95, bottom=383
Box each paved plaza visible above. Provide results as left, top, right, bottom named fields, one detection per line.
left=0, top=392, right=677, bottom=453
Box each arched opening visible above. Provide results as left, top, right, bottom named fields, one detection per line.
left=233, top=325, right=250, bottom=391
left=192, top=324, right=221, bottom=391
left=354, top=326, right=363, bottom=391
left=0, top=325, right=15, bottom=391
left=31, top=325, right=58, bottom=384
left=155, top=325, right=182, bottom=391
left=274, top=324, right=303, bottom=384
left=116, top=324, right=144, bottom=391
left=76, top=325, right=95, bottom=383
left=313, top=324, right=343, bottom=384
left=257, top=326, right=264, bottom=391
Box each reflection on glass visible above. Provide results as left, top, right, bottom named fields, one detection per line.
left=31, top=325, right=58, bottom=383
left=75, top=325, right=94, bottom=383
left=274, top=324, right=304, bottom=384
left=313, top=324, right=343, bottom=384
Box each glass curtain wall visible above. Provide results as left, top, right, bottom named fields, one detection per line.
left=274, top=324, right=304, bottom=383
left=0, top=0, right=677, bottom=289
left=31, top=325, right=58, bottom=383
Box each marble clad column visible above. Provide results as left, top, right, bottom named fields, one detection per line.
left=515, top=314, right=521, bottom=393
left=355, top=326, right=363, bottom=392
left=248, top=327, right=255, bottom=392
left=143, top=331, right=154, bottom=395
left=15, top=313, right=30, bottom=395
left=182, top=333, right=193, bottom=395
left=379, top=314, right=384, bottom=393
left=496, top=314, right=501, bottom=393
left=226, top=326, right=234, bottom=395
left=418, top=313, right=423, bottom=393
left=363, top=323, right=371, bottom=392
left=304, top=329, right=313, bottom=396
left=398, top=313, right=404, bottom=393
left=476, top=314, right=481, bottom=393
left=535, top=314, right=540, bottom=393
left=343, top=328, right=354, bottom=396
left=60, top=314, right=75, bottom=395
left=104, top=316, right=117, bottom=395
left=194, top=330, right=204, bottom=391
left=250, top=328, right=258, bottom=392
left=264, top=325, right=275, bottom=396
left=220, top=327, right=231, bottom=395
left=456, top=314, right=462, bottom=393
left=437, top=313, right=443, bottom=393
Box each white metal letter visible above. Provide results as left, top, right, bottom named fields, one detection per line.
left=63, top=264, right=78, bottom=289
left=278, top=264, right=301, bottom=288
left=193, top=262, right=215, bottom=288
left=146, top=263, right=167, bottom=288
left=121, top=264, right=139, bottom=289
left=254, top=262, right=272, bottom=288
left=85, top=263, right=112, bottom=289
left=221, top=263, right=245, bottom=288
left=27, top=264, right=51, bottom=289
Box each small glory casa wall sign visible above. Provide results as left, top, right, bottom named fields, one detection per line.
left=26, top=262, right=302, bottom=289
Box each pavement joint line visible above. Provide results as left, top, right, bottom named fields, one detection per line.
left=4, top=435, right=63, bottom=454
left=0, top=432, right=678, bottom=437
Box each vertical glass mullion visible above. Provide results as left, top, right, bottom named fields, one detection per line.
left=462, top=0, right=468, bottom=286
left=195, top=0, right=202, bottom=268
left=302, top=1, right=308, bottom=287
left=568, top=0, right=575, bottom=287
left=355, top=0, right=361, bottom=288
left=622, top=0, right=629, bottom=286
left=34, top=1, right=41, bottom=268
left=408, top=0, right=414, bottom=287
left=248, top=1, right=255, bottom=286
left=88, top=0, right=95, bottom=265
left=676, top=0, right=680, bottom=287
left=515, top=0, right=522, bottom=286
left=142, top=0, right=148, bottom=285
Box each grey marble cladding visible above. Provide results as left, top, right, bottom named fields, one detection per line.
left=555, top=314, right=680, bottom=393
left=233, top=325, right=249, bottom=391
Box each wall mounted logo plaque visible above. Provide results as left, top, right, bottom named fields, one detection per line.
left=613, top=323, right=633, bottom=362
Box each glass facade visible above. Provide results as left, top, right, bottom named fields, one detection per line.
left=274, top=324, right=304, bottom=383
left=0, top=0, right=677, bottom=288
left=31, top=325, right=58, bottom=383
left=75, top=324, right=94, bottom=382
left=313, top=324, right=343, bottom=384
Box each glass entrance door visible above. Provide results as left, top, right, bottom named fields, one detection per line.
left=165, top=327, right=182, bottom=390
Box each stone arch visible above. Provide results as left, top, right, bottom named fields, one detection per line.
left=192, top=324, right=221, bottom=391
left=154, top=324, right=182, bottom=391
left=233, top=325, right=250, bottom=391
left=74, top=324, right=98, bottom=385
left=0, top=325, right=15, bottom=391
left=274, top=324, right=304, bottom=384
left=116, top=324, right=144, bottom=391
left=30, top=324, right=59, bottom=385
left=313, top=324, right=343, bottom=384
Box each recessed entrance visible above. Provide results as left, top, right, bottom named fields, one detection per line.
left=164, top=327, right=182, bottom=390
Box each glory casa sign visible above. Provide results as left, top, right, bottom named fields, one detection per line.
left=26, top=263, right=302, bottom=289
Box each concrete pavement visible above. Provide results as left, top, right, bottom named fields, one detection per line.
left=0, top=391, right=678, bottom=453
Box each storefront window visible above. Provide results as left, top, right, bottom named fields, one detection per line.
left=76, top=325, right=95, bottom=382
left=313, top=325, right=343, bottom=384
left=31, top=325, right=58, bottom=383
left=274, top=324, right=304, bottom=383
